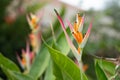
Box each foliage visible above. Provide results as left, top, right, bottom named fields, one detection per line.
left=0, top=0, right=120, bottom=80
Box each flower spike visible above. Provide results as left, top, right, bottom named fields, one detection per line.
left=27, top=13, right=42, bottom=53
left=55, top=9, right=92, bottom=62
left=55, top=9, right=93, bottom=72
left=17, top=41, right=34, bottom=72
left=67, top=14, right=85, bottom=44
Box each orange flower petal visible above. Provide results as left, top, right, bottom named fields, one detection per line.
left=21, top=58, right=26, bottom=66
left=83, top=64, right=88, bottom=72
left=72, top=31, right=83, bottom=43
left=31, top=17, right=38, bottom=29
left=73, top=22, right=78, bottom=32
left=77, top=47, right=81, bottom=54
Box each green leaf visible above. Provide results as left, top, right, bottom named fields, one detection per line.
left=99, top=60, right=115, bottom=76
left=95, top=60, right=108, bottom=80
left=0, top=65, right=33, bottom=80
left=115, top=65, right=120, bottom=80
left=95, top=59, right=116, bottom=79
left=0, top=65, right=14, bottom=80
left=28, top=44, right=50, bottom=80
left=115, top=75, right=120, bottom=80
left=11, top=71, right=33, bottom=80
left=44, top=42, right=88, bottom=80
left=53, top=60, right=87, bottom=80
left=44, top=60, right=55, bottom=80
left=44, top=27, right=71, bottom=80
left=56, top=27, right=72, bottom=55
left=53, top=62, right=64, bottom=80
left=0, top=54, right=20, bottom=72
left=52, top=57, right=73, bottom=80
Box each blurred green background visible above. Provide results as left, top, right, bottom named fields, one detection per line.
left=0, top=0, right=120, bottom=80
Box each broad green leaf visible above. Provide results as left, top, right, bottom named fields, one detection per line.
left=99, top=60, right=115, bottom=76
left=56, top=27, right=72, bottom=55
left=0, top=54, right=20, bottom=72
left=53, top=62, right=64, bottom=80
left=53, top=61, right=87, bottom=80
left=44, top=60, right=55, bottom=80
left=0, top=65, right=14, bottom=80
left=44, top=27, right=71, bottom=80
left=53, top=58, right=73, bottom=80
left=62, top=70, right=74, bottom=80
left=0, top=65, right=33, bottom=80
left=44, top=42, right=88, bottom=80
left=53, top=61, right=75, bottom=80
left=28, top=44, right=50, bottom=80
left=44, top=22, right=72, bottom=80
left=95, top=60, right=108, bottom=80
left=83, top=73, right=88, bottom=80
left=11, top=71, right=33, bottom=80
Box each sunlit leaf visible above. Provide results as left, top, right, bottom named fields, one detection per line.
left=44, top=27, right=71, bottom=80
left=99, top=60, right=115, bottom=76
left=0, top=54, right=20, bottom=72
left=55, top=27, right=72, bottom=55
left=53, top=61, right=77, bottom=80
left=28, top=44, right=50, bottom=80
left=95, top=60, right=108, bottom=80
left=44, top=41, right=88, bottom=80
left=12, top=71, right=33, bottom=80
left=0, top=65, right=33, bottom=80
left=0, top=65, right=14, bottom=80
left=53, top=62, right=64, bottom=80
left=44, top=60, right=55, bottom=80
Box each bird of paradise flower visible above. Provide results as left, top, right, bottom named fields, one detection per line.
left=17, top=41, right=34, bottom=73
left=54, top=9, right=92, bottom=71
left=27, top=13, right=42, bottom=54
